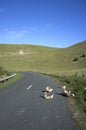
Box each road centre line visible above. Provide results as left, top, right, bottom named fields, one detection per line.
left=27, top=84, right=32, bottom=90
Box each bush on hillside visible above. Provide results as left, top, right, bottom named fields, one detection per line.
left=72, top=57, right=79, bottom=62
left=0, top=66, right=9, bottom=77
left=80, top=53, right=86, bottom=58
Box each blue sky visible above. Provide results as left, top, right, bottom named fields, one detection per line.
left=0, top=0, right=86, bottom=48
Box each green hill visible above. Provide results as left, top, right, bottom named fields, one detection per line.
left=0, top=41, right=86, bottom=75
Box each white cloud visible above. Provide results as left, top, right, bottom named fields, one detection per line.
left=6, top=30, right=27, bottom=39
left=1, top=27, right=39, bottom=41
left=46, top=22, right=69, bottom=30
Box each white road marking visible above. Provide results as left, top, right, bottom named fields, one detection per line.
left=27, top=84, right=32, bottom=90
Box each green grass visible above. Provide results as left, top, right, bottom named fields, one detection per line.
left=0, top=66, right=9, bottom=77
left=0, top=73, right=23, bottom=89
left=46, top=73, right=86, bottom=130
left=0, top=41, right=86, bottom=73
left=59, top=76, right=86, bottom=112
left=48, top=73, right=86, bottom=112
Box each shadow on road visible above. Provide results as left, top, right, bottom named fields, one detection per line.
left=55, top=92, right=68, bottom=97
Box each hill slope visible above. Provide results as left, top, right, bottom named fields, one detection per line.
left=0, top=41, right=86, bottom=74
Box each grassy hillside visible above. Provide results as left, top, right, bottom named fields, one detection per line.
left=0, top=41, right=86, bottom=75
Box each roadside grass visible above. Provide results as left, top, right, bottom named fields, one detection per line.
left=46, top=72, right=86, bottom=130
left=57, top=76, right=86, bottom=113
left=0, top=73, right=23, bottom=89
left=0, top=66, right=10, bottom=77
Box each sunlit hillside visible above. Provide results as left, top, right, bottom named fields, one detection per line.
left=0, top=41, right=86, bottom=75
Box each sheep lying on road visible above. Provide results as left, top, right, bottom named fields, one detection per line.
left=44, top=86, right=54, bottom=99
left=44, top=92, right=54, bottom=99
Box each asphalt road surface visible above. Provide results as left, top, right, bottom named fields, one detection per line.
left=0, top=72, right=77, bottom=130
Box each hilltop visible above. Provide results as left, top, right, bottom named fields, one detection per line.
left=0, top=41, right=86, bottom=75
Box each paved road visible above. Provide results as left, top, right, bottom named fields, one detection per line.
left=0, top=72, right=77, bottom=130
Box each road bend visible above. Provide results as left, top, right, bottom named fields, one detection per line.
left=0, top=72, right=77, bottom=130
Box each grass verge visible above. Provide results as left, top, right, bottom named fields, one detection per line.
left=45, top=73, right=86, bottom=130
left=0, top=73, right=23, bottom=89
